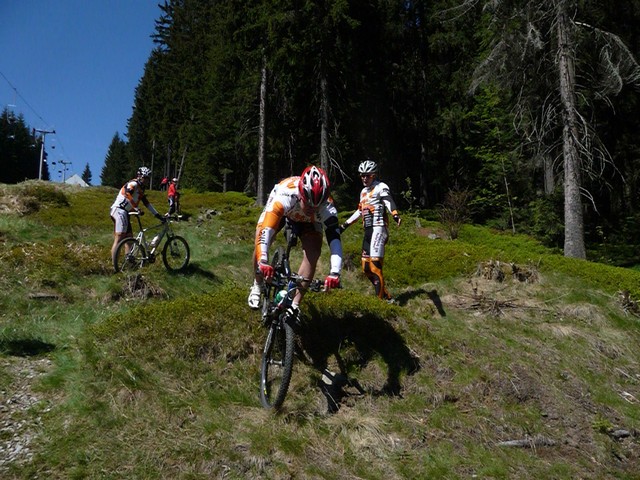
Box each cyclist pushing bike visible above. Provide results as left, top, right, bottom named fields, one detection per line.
left=109, top=166, right=165, bottom=260
left=248, top=165, right=343, bottom=319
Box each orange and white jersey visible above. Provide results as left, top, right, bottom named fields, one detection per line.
left=256, top=176, right=341, bottom=272
left=257, top=176, right=338, bottom=229
left=345, top=179, right=398, bottom=228
left=110, top=179, right=158, bottom=215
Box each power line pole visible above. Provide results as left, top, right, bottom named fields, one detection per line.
left=58, top=160, right=72, bottom=182
left=35, top=128, right=55, bottom=180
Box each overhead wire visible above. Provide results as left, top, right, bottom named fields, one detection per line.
left=0, top=69, right=73, bottom=179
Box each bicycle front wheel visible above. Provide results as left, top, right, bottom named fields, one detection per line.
left=113, top=238, right=145, bottom=273
left=271, top=246, right=287, bottom=276
left=260, top=320, right=295, bottom=409
left=162, top=235, right=190, bottom=271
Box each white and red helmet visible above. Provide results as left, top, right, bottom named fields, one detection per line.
left=298, top=165, right=330, bottom=208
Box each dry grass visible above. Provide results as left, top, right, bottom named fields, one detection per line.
left=2, top=184, right=640, bottom=479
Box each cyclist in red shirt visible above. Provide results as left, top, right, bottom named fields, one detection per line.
left=167, top=177, right=179, bottom=215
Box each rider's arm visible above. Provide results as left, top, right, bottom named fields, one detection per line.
left=379, top=184, right=398, bottom=215
left=141, top=195, right=163, bottom=219
left=118, top=181, right=138, bottom=210
left=341, top=208, right=361, bottom=230
left=379, top=183, right=401, bottom=225
left=323, top=215, right=343, bottom=275
left=256, top=201, right=285, bottom=264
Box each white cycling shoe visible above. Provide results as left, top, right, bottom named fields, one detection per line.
left=247, top=283, right=261, bottom=310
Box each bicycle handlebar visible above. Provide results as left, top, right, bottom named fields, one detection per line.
left=128, top=211, right=178, bottom=220
left=269, top=273, right=331, bottom=293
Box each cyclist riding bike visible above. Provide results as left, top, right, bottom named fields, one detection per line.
left=340, top=159, right=401, bottom=302
left=248, top=165, right=343, bottom=319
left=109, top=166, right=165, bottom=260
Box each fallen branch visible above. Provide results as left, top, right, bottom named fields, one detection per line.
left=498, top=435, right=556, bottom=448
left=608, top=429, right=631, bottom=440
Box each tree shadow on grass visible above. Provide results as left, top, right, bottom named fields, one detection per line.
left=0, top=339, right=56, bottom=357
left=297, top=307, right=421, bottom=412
left=171, top=262, right=218, bottom=281
left=395, top=287, right=446, bottom=317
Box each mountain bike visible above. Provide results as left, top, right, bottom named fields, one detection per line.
left=259, top=225, right=323, bottom=409
left=113, top=211, right=190, bottom=273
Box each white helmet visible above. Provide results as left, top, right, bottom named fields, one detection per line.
left=358, top=159, right=378, bottom=174
left=137, top=166, right=151, bottom=178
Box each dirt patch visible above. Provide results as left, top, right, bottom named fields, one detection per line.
left=0, top=356, right=53, bottom=473
left=416, top=226, right=447, bottom=239
left=113, top=273, right=166, bottom=300
left=442, top=275, right=550, bottom=320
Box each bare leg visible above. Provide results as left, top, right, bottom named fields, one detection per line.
left=294, top=232, right=322, bottom=305
left=111, top=232, right=131, bottom=260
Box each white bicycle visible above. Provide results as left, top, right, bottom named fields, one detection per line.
left=113, top=212, right=190, bottom=273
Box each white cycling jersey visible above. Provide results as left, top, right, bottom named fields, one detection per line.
left=345, top=179, right=398, bottom=228
left=110, top=179, right=158, bottom=216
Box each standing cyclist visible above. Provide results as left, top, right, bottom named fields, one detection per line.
left=340, top=159, right=401, bottom=302
left=248, top=165, right=343, bottom=319
left=109, top=166, right=165, bottom=260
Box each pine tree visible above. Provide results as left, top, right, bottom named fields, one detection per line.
left=464, top=0, right=640, bottom=258
left=81, top=163, right=92, bottom=186
left=100, top=133, right=129, bottom=188
left=0, top=108, right=41, bottom=183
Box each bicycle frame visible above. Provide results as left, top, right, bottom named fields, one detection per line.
left=129, top=212, right=175, bottom=256
left=113, top=212, right=190, bottom=273
left=259, top=224, right=322, bottom=409
left=262, top=273, right=321, bottom=324
left=261, top=222, right=325, bottom=320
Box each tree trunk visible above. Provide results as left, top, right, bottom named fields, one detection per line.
left=557, top=2, right=586, bottom=259
left=420, top=142, right=428, bottom=207
left=319, top=73, right=329, bottom=172
left=543, top=155, right=555, bottom=195
left=257, top=55, right=267, bottom=206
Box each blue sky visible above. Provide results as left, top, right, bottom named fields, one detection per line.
left=1, top=1, right=160, bottom=184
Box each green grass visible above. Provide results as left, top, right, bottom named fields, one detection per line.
left=1, top=181, right=640, bottom=479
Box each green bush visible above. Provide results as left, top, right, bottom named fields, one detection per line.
left=21, top=183, right=70, bottom=207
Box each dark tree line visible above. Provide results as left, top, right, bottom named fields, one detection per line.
left=95, top=1, right=640, bottom=263
left=120, top=0, right=484, bottom=203
left=0, top=108, right=50, bottom=183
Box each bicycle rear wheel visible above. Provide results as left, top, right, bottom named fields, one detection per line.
left=260, top=319, right=295, bottom=409
left=113, top=238, right=145, bottom=273
left=162, top=235, right=190, bottom=271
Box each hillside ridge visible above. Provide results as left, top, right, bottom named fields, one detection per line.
left=1, top=182, right=639, bottom=479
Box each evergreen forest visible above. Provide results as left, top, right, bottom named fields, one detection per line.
left=4, top=0, right=640, bottom=264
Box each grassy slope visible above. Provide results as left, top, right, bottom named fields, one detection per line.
left=1, top=181, right=639, bottom=479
